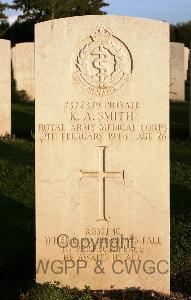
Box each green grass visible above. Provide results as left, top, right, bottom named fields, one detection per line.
left=171, top=140, right=191, bottom=292
left=0, top=101, right=191, bottom=299
left=0, top=102, right=35, bottom=300
left=12, top=102, right=35, bottom=139
left=170, top=101, right=191, bottom=294
left=170, top=102, right=189, bottom=139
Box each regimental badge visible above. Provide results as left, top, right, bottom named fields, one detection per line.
left=72, top=25, right=133, bottom=96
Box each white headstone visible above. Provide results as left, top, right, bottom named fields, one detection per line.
left=36, top=16, right=170, bottom=294
left=12, top=42, right=35, bottom=100
left=170, top=42, right=185, bottom=101
left=184, top=47, right=189, bottom=80
left=0, top=39, right=11, bottom=136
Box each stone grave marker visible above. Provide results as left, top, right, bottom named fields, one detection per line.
left=170, top=42, right=185, bottom=101
left=12, top=42, right=35, bottom=100
left=184, top=47, right=189, bottom=80
left=36, top=16, right=170, bottom=293
left=0, top=39, right=11, bottom=136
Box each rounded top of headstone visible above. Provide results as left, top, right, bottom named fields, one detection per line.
left=0, top=39, right=11, bottom=46
left=35, top=15, right=169, bottom=29
left=170, top=42, right=185, bottom=47
left=15, top=42, right=34, bottom=48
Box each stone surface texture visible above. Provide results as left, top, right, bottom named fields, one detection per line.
left=170, top=42, right=185, bottom=101
left=0, top=39, right=11, bottom=135
left=12, top=42, right=35, bottom=100
left=184, top=47, right=189, bottom=80
left=35, top=16, right=170, bottom=293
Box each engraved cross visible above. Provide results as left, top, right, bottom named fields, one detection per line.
left=80, top=146, right=124, bottom=221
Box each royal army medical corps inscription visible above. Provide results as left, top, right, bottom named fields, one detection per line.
left=72, top=25, right=133, bottom=96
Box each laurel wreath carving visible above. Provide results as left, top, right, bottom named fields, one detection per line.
left=73, top=26, right=133, bottom=95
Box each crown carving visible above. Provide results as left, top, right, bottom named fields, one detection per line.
left=90, top=26, right=112, bottom=42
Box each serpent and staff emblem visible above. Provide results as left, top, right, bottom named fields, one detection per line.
left=72, top=25, right=133, bottom=96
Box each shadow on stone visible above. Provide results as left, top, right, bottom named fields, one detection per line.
left=0, top=194, right=35, bottom=300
